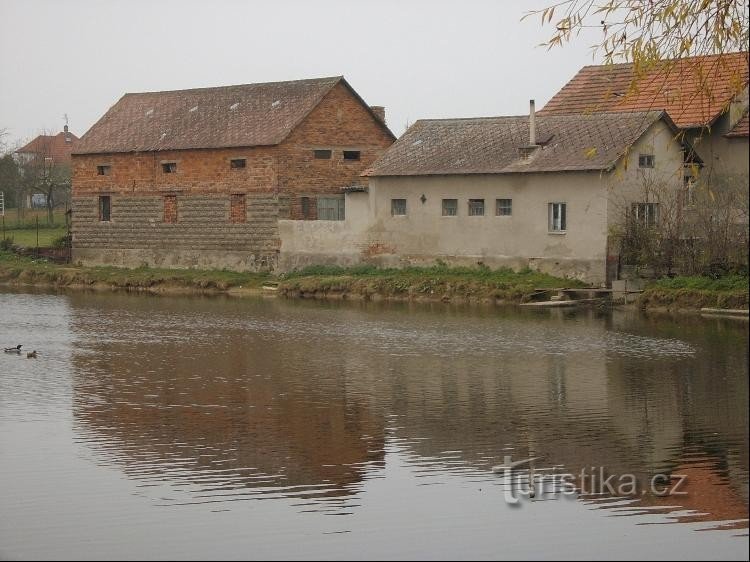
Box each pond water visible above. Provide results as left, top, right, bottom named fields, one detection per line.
left=0, top=290, right=747, bottom=560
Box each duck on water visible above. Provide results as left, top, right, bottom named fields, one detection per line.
left=4, top=345, right=23, bottom=354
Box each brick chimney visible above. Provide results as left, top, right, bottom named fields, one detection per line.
left=529, top=99, right=536, bottom=146
left=370, top=106, right=386, bottom=124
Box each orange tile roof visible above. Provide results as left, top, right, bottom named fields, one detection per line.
left=15, top=130, right=79, bottom=164
left=726, top=110, right=749, bottom=137
left=541, top=52, right=749, bottom=129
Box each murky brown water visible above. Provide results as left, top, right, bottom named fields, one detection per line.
left=0, top=290, right=747, bottom=560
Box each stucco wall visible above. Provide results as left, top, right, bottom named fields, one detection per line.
left=279, top=119, right=687, bottom=285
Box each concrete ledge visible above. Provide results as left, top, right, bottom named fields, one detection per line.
left=700, top=308, right=749, bottom=317
left=72, top=248, right=277, bottom=272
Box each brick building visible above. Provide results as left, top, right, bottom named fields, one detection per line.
left=71, top=76, right=395, bottom=270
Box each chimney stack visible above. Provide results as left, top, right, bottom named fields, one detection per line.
left=529, top=99, right=536, bottom=146
left=370, top=106, right=386, bottom=124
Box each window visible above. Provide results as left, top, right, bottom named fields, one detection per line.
left=98, top=195, right=111, bottom=222
left=317, top=197, right=345, bottom=220
left=683, top=174, right=697, bottom=208
left=301, top=196, right=312, bottom=219
left=632, top=202, right=659, bottom=227
left=638, top=154, right=655, bottom=168
left=548, top=202, right=567, bottom=232
left=314, top=149, right=332, bottom=159
left=343, top=150, right=360, bottom=161
left=391, top=198, right=407, bottom=216
left=163, top=194, right=178, bottom=223
left=162, top=162, right=177, bottom=174
left=442, top=198, right=458, bottom=216
left=496, top=198, right=512, bottom=216
left=230, top=158, right=246, bottom=169
left=468, top=199, right=485, bottom=216
left=230, top=193, right=246, bottom=223
left=97, top=165, right=111, bottom=176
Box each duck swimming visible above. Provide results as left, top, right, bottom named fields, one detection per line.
left=4, top=345, right=22, bottom=354
left=27, top=351, right=38, bottom=359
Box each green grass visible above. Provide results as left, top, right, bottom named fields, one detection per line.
left=278, top=264, right=586, bottom=301
left=2, top=226, right=67, bottom=247
left=1, top=208, right=67, bottom=229
left=639, top=274, right=749, bottom=310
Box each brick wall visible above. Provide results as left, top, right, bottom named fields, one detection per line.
left=71, top=82, right=394, bottom=270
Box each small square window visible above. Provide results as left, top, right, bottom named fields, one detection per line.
left=442, top=199, right=458, bottom=216
left=162, top=162, right=177, bottom=174
left=98, top=195, right=111, bottom=222
left=638, top=154, right=655, bottom=168
left=314, top=149, right=332, bottom=159
left=343, top=150, right=360, bottom=161
left=97, top=165, right=111, bottom=176
left=468, top=199, right=485, bottom=216
left=631, top=202, right=659, bottom=227
left=391, top=198, right=407, bottom=216
left=317, top=197, right=345, bottom=220
left=230, top=158, right=246, bottom=169
left=496, top=198, right=512, bottom=216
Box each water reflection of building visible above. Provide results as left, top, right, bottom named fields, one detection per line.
left=69, top=294, right=748, bottom=526
left=70, top=294, right=386, bottom=505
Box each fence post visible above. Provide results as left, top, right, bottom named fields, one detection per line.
left=36, top=216, right=39, bottom=258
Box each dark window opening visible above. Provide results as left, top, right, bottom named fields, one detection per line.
left=496, top=198, right=512, bottom=216
left=97, top=165, right=111, bottom=176
left=468, top=199, right=485, bottom=216
left=162, top=162, right=177, bottom=174
left=314, top=150, right=332, bottom=160
left=301, top=196, right=312, bottom=219
left=442, top=199, right=458, bottom=216
left=98, top=195, right=111, bottom=222
left=343, top=150, right=361, bottom=161
left=317, top=197, right=345, bottom=220
left=391, top=198, right=407, bottom=216
left=230, top=158, right=247, bottom=169
left=638, top=154, right=655, bottom=168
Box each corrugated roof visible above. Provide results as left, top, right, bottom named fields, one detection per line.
left=365, top=111, right=670, bottom=177
left=73, top=76, right=362, bottom=155
left=541, top=52, right=749, bottom=129
left=725, top=111, right=749, bottom=137
left=15, top=131, right=79, bottom=164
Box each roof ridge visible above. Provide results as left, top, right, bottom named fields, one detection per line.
left=122, top=76, right=343, bottom=97
left=414, top=109, right=663, bottom=124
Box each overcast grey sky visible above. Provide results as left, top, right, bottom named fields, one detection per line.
left=0, top=0, right=602, bottom=148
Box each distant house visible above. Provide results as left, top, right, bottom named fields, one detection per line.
left=540, top=52, right=749, bottom=178
left=14, top=126, right=79, bottom=208
left=71, top=76, right=395, bottom=271
left=279, top=107, right=699, bottom=285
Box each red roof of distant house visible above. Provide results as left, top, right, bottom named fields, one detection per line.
left=15, top=130, right=80, bottom=164
left=725, top=110, right=749, bottom=137
left=541, top=52, right=749, bottom=129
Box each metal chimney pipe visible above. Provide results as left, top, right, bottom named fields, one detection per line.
left=529, top=99, right=536, bottom=146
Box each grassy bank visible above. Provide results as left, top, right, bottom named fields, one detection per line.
left=0, top=254, right=581, bottom=302
left=638, top=275, right=749, bottom=310
left=2, top=209, right=68, bottom=247
left=277, top=264, right=585, bottom=302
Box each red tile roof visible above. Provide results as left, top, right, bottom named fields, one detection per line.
left=366, top=110, right=672, bottom=176
left=541, top=52, right=749, bottom=129
left=73, top=76, right=393, bottom=155
left=725, top=110, right=749, bottom=137
left=15, top=130, right=79, bottom=164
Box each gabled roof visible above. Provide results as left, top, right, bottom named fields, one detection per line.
left=541, top=52, right=749, bottom=129
left=725, top=110, right=749, bottom=138
left=15, top=131, right=79, bottom=164
left=365, top=110, right=675, bottom=177
left=73, top=76, right=393, bottom=155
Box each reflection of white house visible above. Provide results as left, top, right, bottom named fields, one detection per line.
left=279, top=107, right=697, bottom=285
